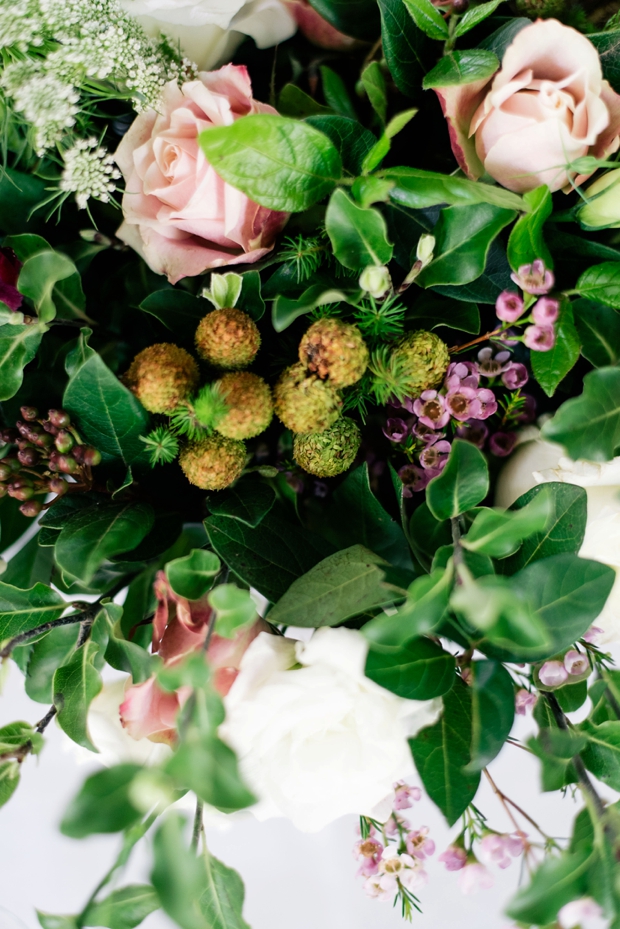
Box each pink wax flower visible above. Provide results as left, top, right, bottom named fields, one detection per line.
left=489, top=431, right=517, bottom=457
left=538, top=659, right=569, bottom=688
left=377, top=848, right=428, bottom=893
left=502, top=362, right=528, bottom=390
left=532, top=296, right=560, bottom=325
left=445, top=360, right=480, bottom=390
left=384, top=812, right=408, bottom=836
left=398, top=463, right=433, bottom=496
left=479, top=833, right=524, bottom=870
left=446, top=385, right=481, bottom=422
left=412, top=420, right=444, bottom=445
left=393, top=781, right=422, bottom=810
left=583, top=626, right=604, bottom=643
left=511, top=260, right=555, bottom=295
left=438, top=846, right=467, bottom=872
left=524, top=325, right=556, bottom=351
left=383, top=417, right=409, bottom=443
left=405, top=827, right=435, bottom=860
left=476, top=388, right=498, bottom=420
left=353, top=836, right=384, bottom=878
left=558, top=898, right=604, bottom=929
left=413, top=390, right=450, bottom=429
left=455, top=419, right=489, bottom=449
left=420, top=440, right=451, bottom=471
left=457, top=862, right=494, bottom=895
left=496, top=291, right=525, bottom=323
left=477, top=347, right=512, bottom=377
left=564, top=649, right=590, bottom=677
left=515, top=689, right=537, bottom=715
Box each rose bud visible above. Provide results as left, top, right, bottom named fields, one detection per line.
left=20, top=499, right=42, bottom=518
left=20, top=406, right=38, bottom=421
left=17, top=447, right=39, bottom=467
left=55, top=430, right=74, bottom=453
left=82, top=447, right=102, bottom=466
left=48, top=409, right=71, bottom=428
left=57, top=455, right=78, bottom=474
left=48, top=477, right=68, bottom=495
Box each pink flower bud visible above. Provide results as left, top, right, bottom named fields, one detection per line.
left=524, top=324, right=556, bottom=351
left=438, top=846, right=467, bottom=871
left=457, top=862, right=494, bottom=894
left=558, top=897, right=603, bottom=929
left=515, top=689, right=537, bottom=715
left=564, top=649, right=590, bottom=676
left=532, top=297, right=560, bottom=325
left=393, top=781, right=421, bottom=810
left=583, top=626, right=603, bottom=643
left=496, top=291, right=525, bottom=322
left=538, top=660, right=568, bottom=687
left=501, top=362, right=528, bottom=390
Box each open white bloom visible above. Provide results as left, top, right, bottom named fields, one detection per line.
left=61, top=138, right=121, bottom=209
left=220, top=628, right=442, bottom=833
left=496, top=428, right=620, bottom=644
left=120, top=0, right=296, bottom=70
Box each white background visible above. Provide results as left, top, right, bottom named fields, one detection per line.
left=0, top=661, right=609, bottom=929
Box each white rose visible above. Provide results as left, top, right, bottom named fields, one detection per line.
left=220, top=628, right=442, bottom=833
left=120, top=0, right=296, bottom=70
left=496, top=430, right=620, bottom=644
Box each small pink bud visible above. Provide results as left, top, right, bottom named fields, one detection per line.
left=524, top=324, right=556, bottom=352
left=515, top=689, right=537, bottom=715
left=438, top=846, right=467, bottom=871
left=496, top=291, right=525, bottom=322
left=583, top=626, right=603, bottom=643
left=538, top=660, right=568, bottom=687
left=558, top=897, right=603, bottom=929
left=532, top=297, right=559, bottom=325
left=457, top=862, right=494, bottom=895
left=564, top=650, right=590, bottom=677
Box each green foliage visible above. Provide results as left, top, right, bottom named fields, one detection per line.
left=165, top=549, right=221, bottom=601
left=542, top=367, right=620, bottom=461
left=362, top=566, right=452, bottom=646
left=0, top=581, right=66, bottom=643
left=0, top=720, right=43, bottom=755
left=365, top=637, right=455, bottom=700
left=360, top=62, right=388, bottom=124
left=467, top=660, right=514, bottom=771
left=531, top=300, right=581, bottom=398
left=320, top=66, right=357, bottom=120
left=576, top=261, right=620, bottom=308
left=25, top=624, right=80, bottom=703
left=573, top=298, right=620, bottom=367
left=53, top=637, right=103, bottom=751
left=402, top=0, right=448, bottom=39
left=385, top=167, right=525, bottom=211
left=82, top=885, right=159, bottom=929
left=422, top=50, right=499, bottom=88
left=305, top=116, right=377, bottom=176
left=461, top=490, right=551, bottom=559
left=453, top=0, right=505, bottom=37
left=506, top=849, right=592, bottom=925
left=61, top=765, right=144, bottom=837
left=271, top=283, right=354, bottom=332
left=0, top=760, right=20, bottom=809
left=325, top=189, right=393, bottom=270
left=378, top=0, right=429, bottom=98
left=500, top=483, right=587, bottom=574
left=139, top=290, right=205, bottom=340
left=506, top=185, right=553, bottom=271
left=581, top=720, right=620, bottom=791
left=208, top=584, right=256, bottom=638
left=207, top=482, right=276, bottom=528
left=0, top=321, right=47, bottom=400
left=18, top=250, right=78, bottom=323
left=140, top=426, right=179, bottom=466
left=426, top=440, right=489, bottom=521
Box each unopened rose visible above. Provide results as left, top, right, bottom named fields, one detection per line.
left=120, top=0, right=296, bottom=70
left=115, top=65, right=289, bottom=283
left=579, top=168, right=620, bottom=229
left=436, top=19, right=620, bottom=193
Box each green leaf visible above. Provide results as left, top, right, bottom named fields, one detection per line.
left=37, top=915, right=78, bottom=929
left=0, top=321, right=46, bottom=401
left=305, top=116, right=377, bottom=176
left=402, top=0, right=448, bottom=39
left=365, top=637, right=455, bottom=700
left=306, top=0, right=380, bottom=39
left=167, top=732, right=255, bottom=813
left=407, top=293, right=481, bottom=335
left=25, top=624, right=80, bottom=703
left=426, top=440, right=489, bottom=521
left=53, top=639, right=103, bottom=751
left=98, top=603, right=153, bottom=684
left=65, top=326, right=95, bottom=377
left=0, top=760, right=20, bottom=808
left=320, top=66, right=357, bottom=120
left=581, top=720, right=620, bottom=791
left=362, top=566, right=452, bottom=646
left=325, top=188, right=393, bottom=270
left=467, top=660, right=514, bottom=771
left=199, top=852, right=251, bottom=929
left=271, top=283, right=355, bottom=332
left=542, top=367, right=620, bottom=461
left=461, top=490, right=551, bottom=558
left=409, top=502, right=452, bottom=563
left=576, top=261, right=620, bottom=308
left=361, top=61, right=388, bottom=123
left=500, top=483, right=587, bottom=574
left=507, top=185, right=553, bottom=271
left=198, top=114, right=342, bottom=213
left=63, top=353, right=151, bottom=468
left=360, top=109, right=418, bottom=174
left=531, top=300, right=580, bottom=398
left=409, top=680, right=480, bottom=825
left=422, top=50, right=498, bottom=88
left=0, top=581, right=66, bottom=643
left=573, top=298, right=620, bottom=368
left=0, top=169, right=47, bottom=235
left=277, top=83, right=331, bottom=119
left=418, top=203, right=516, bottom=288
left=453, top=0, right=504, bottom=37
left=139, top=290, right=205, bottom=340
left=478, top=16, right=528, bottom=56
left=165, top=549, right=220, bottom=601
left=506, top=849, right=591, bottom=925
left=590, top=30, right=620, bottom=94
left=55, top=501, right=154, bottom=584
left=60, top=765, right=143, bottom=837
left=378, top=0, right=429, bottom=98
left=386, top=167, right=526, bottom=211
left=17, top=250, right=77, bottom=323
left=208, top=481, right=275, bottom=528
left=268, top=545, right=399, bottom=627
left=83, top=886, right=159, bottom=929
left=208, top=584, right=256, bottom=638
left=205, top=510, right=333, bottom=603
left=0, top=721, right=43, bottom=754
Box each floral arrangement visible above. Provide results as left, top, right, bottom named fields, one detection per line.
left=3, top=0, right=620, bottom=926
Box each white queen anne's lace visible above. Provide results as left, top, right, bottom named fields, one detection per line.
left=60, top=138, right=121, bottom=209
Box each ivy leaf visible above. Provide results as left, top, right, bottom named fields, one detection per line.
left=365, top=637, right=455, bottom=700
left=53, top=639, right=103, bottom=751
left=575, top=261, right=620, bottom=308
left=0, top=322, right=46, bottom=401
left=198, top=114, right=342, bottom=213
left=325, top=189, right=393, bottom=270
left=466, top=660, right=514, bottom=771
left=542, top=367, right=620, bottom=461
left=506, top=185, right=553, bottom=271
left=0, top=581, right=66, bottom=643
left=426, top=440, right=489, bottom=521
left=531, top=300, right=581, bottom=398
left=165, top=549, right=221, bottom=601
left=409, top=680, right=480, bottom=825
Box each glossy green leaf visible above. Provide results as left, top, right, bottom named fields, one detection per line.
left=402, top=0, right=448, bottom=39
left=139, top=290, right=205, bottom=339
left=501, top=483, right=587, bottom=574
left=361, top=61, right=388, bottom=123
left=366, top=637, right=455, bottom=700
left=362, top=566, right=452, bottom=646
left=305, top=116, right=377, bottom=176
left=325, top=189, right=393, bottom=270
left=506, top=185, right=553, bottom=271
left=409, top=681, right=480, bottom=825
left=18, top=250, right=77, bottom=323
left=542, top=367, right=620, bottom=461
left=0, top=760, right=20, bottom=809
left=581, top=720, right=620, bottom=791
left=320, top=66, right=357, bottom=120
left=99, top=603, right=154, bottom=684
left=63, top=353, right=151, bottom=468
left=37, top=914, right=78, bottom=929
left=64, top=326, right=95, bottom=377
left=306, top=0, right=380, bottom=40
left=573, top=298, right=620, bottom=367
left=453, top=0, right=504, bottom=37
left=165, top=549, right=220, bottom=601
left=467, top=660, right=514, bottom=771
left=461, top=490, right=550, bottom=558
left=82, top=885, right=159, bottom=929
left=422, top=50, right=498, bottom=88
left=0, top=721, right=43, bottom=754
left=55, top=501, right=154, bottom=584
left=271, top=283, right=355, bottom=332
left=426, top=440, right=489, bottom=521
left=167, top=732, right=255, bottom=813
left=61, top=765, right=143, bottom=837
left=386, top=167, right=525, bottom=211
left=590, top=30, right=620, bottom=93
left=378, top=0, right=429, bottom=98
left=25, top=624, right=80, bottom=703
left=278, top=83, right=331, bottom=118
left=209, top=584, right=256, bottom=638
left=268, top=545, right=399, bottom=627
left=0, top=581, right=66, bottom=643
left=531, top=300, right=581, bottom=398
left=576, top=261, right=620, bottom=308
left=208, top=482, right=275, bottom=528
left=0, top=321, right=46, bottom=400
left=198, top=114, right=342, bottom=213
left=53, top=639, right=103, bottom=751
left=419, top=203, right=516, bottom=288
left=506, top=849, right=591, bottom=925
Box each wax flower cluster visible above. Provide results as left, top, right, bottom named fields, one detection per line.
left=495, top=260, right=560, bottom=352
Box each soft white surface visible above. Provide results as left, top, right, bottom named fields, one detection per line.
left=1, top=662, right=615, bottom=929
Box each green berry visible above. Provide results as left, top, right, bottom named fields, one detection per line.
left=215, top=372, right=273, bottom=440
left=126, top=343, right=199, bottom=414
left=274, top=363, right=342, bottom=434
left=195, top=308, right=260, bottom=369
left=294, top=417, right=362, bottom=478
left=389, top=330, right=449, bottom=398
left=299, top=319, right=369, bottom=388
left=179, top=434, right=246, bottom=490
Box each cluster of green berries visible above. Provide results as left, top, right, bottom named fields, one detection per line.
left=0, top=407, right=102, bottom=518
left=274, top=319, right=369, bottom=478
left=127, top=305, right=273, bottom=492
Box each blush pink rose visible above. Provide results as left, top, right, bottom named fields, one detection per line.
left=119, top=571, right=269, bottom=744
left=115, top=64, right=288, bottom=283
left=435, top=19, right=620, bottom=193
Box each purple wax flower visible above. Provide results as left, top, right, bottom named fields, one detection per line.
left=532, top=296, right=560, bottom=325
left=420, top=440, right=451, bottom=471
left=383, top=417, right=410, bottom=443
left=510, top=259, right=554, bottom=295
left=501, top=362, right=529, bottom=390
left=412, top=419, right=443, bottom=445
left=445, top=360, right=479, bottom=390
left=413, top=390, right=450, bottom=429
left=515, top=393, right=536, bottom=423
left=489, top=431, right=517, bottom=457
left=476, top=388, right=498, bottom=420
left=399, top=463, right=438, bottom=495
left=524, top=324, right=556, bottom=351
left=455, top=419, right=489, bottom=449
left=495, top=290, right=525, bottom=322
left=515, top=689, right=537, bottom=715
left=477, top=347, right=512, bottom=377
left=445, top=385, right=481, bottom=422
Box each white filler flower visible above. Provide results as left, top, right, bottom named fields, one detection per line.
left=120, top=0, right=296, bottom=69
left=220, top=628, right=442, bottom=833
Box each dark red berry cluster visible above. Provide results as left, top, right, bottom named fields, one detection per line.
left=0, top=407, right=102, bottom=518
